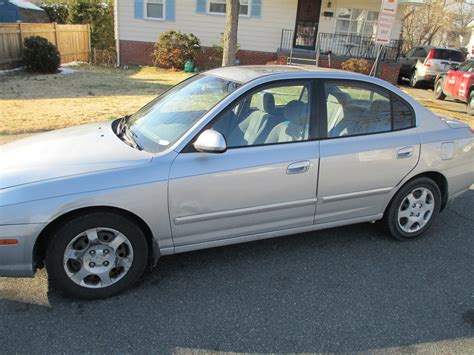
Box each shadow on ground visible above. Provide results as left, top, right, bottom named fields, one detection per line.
left=0, top=191, right=473, bottom=353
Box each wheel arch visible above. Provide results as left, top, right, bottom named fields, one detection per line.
left=33, top=206, right=158, bottom=272
left=385, top=171, right=449, bottom=215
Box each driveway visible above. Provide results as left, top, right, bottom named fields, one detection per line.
left=1, top=189, right=473, bottom=353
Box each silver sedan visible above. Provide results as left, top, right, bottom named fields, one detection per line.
left=1, top=66, right=472, bottom=299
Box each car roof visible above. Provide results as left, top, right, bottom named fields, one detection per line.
left=417, top=45, right=462, bottom=52
left=204, top=65, right=362, bottom=84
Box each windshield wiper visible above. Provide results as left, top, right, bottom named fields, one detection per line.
left=116, top=116, right=143, bottom=151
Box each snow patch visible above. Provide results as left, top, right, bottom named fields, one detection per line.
left=59, top=67, right=78, bottom=75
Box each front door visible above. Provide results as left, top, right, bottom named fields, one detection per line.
left=293, top=0, right=322, bottom=50
left=316, top=80, right=420, bottom=224
left=169, top=80, right=319, bottom=248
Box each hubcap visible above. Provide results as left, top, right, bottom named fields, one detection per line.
left=397, top=188, right=435, bottom=234
left=63, top=228, right=134, bottom=289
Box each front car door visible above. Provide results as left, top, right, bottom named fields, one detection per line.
left=315, top=79, right=420, bottom=224
left=169, top=80, right=320, bottom=249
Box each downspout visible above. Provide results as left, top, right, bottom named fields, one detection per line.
left=114, top=0, right=120, bottom=67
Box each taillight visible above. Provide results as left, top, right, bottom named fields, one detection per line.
left=424, top=49, right=435, bottom=67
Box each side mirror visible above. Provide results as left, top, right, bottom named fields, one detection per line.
left=193, top=129, right=227, bottom=153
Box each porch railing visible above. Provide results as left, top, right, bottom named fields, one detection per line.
left=279, top=30, right=403, bottom=63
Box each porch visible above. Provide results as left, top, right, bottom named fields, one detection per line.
left=278, top=30, right=403, bottom=63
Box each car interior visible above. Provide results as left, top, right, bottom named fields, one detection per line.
left=211, top=85, right=311, bottom=147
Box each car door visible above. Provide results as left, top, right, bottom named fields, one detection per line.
left=452, top=62, right=473, bottom=99
left=168, top=80, right=320, bottom=248
left=315, top=80, right=420, bottom=224
left=444, top=69, right=460, bottom=96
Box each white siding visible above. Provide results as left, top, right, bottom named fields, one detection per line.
left=117, top=0, right=298, bottom=53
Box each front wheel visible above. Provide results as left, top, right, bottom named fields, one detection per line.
left=382, top=178, right=441, bottom=241
left=467, top=92, right=474, bottom=116
left=45, top=212, right=149, bottom=299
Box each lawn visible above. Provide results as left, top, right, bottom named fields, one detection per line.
left=0, top=65, right=192, bottom=144
left=1, top=65, right=473, bottom=145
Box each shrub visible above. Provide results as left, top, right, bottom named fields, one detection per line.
left=23, top=36, right=60, bottom=74
left=341, top=58, right=371, bottom=74
left=152, top=30, right=201, bottom=69
left=41, top=3, right=69, bottom=24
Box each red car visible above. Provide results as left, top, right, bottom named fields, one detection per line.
left=434, top=60, right=474, bottom=115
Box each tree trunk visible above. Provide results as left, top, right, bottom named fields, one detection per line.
left=222, top=0, right=239, bottom=67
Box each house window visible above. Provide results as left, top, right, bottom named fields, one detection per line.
left=146, top=0, right=164, bottom=19
left=209, top=0, right=250, bottom=16
left=335, top=8, right=379, bottom=37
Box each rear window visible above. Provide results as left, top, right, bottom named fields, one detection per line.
left=433, top=49, right=464, bottom=62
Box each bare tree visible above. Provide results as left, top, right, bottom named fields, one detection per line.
left=222, top=0, right=239, bottom=66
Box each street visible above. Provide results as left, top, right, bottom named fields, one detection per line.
left=1, top=188, right=473, bottom=353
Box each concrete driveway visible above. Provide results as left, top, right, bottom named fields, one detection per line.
left=1, top=188, right=473, bottom=354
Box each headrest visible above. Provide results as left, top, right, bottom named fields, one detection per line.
left=256, top=93, right=275, bottom=113
left=284, top=100, right=307, bottom=124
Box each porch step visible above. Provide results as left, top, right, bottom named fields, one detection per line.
left=287, top=56, right=317, bottom=65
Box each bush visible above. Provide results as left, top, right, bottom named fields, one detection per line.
left=23, top=36, right=60, bottom=73
left=41, top=3, right=69, bottom=24
left=152, top=30, right=201, bottom=69
left=341, top=58, right=371, bottom=74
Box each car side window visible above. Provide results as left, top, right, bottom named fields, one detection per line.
left=324, top=81, right=414, bottom=138
left=413, top=48, right=427, bottom=58
left=405, top=48, right=415, bottom=57
left=209, top=82, right=312, bottom=148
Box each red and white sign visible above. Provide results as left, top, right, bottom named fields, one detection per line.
left=375, top=0, right=398, bottom=45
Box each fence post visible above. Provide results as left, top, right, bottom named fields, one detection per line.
left=87, top=24, right=92, bottom=62
left=53, top=22, right=59, bottom=48
left=315, top=33, right=321, bottom=67
left=18, top=23, right=24, bottom=56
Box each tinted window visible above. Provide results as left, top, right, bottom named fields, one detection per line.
left=457, top=61, right=472, bottom=72
left=325, top=81, right=415, bottom=138
left=412, top=48, right=428, bottom=58
left=433, top=49, right=464, bottom=62
left=393, top=97, right=414, bottom=130
left=210, top=82, right=312, bottom=147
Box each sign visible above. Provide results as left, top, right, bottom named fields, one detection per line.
left=375, top=0, right=398, bottom=45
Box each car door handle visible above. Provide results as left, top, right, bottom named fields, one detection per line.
left=287, top=161, right=310, bottom=174
left=397, top=146, right=414, bottom=159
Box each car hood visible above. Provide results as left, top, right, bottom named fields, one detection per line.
left=0, top=121, right=153, bottom=189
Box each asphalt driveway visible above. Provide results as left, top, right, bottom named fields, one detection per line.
left=0, top=189, right=473, bottom=354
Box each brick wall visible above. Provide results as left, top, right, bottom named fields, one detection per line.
left=120, top=40, right=277, bottom=69
left=292, top=55, right=401, bottom=85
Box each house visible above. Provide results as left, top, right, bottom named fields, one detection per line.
left=115, top=0, right=425, bottom=82
left=0, top=0, right=50, bottom=23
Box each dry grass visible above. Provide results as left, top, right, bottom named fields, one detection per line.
left=0, top=65, right=192, bottom=144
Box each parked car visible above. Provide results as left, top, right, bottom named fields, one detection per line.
left=399, top=46, right=465, bottom=88
left=434, top=59, right=474, bottom=115
left=1, top=66, right=473, bottom=299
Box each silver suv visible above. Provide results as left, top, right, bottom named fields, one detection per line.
left=399, top=46, right=465, bottom=88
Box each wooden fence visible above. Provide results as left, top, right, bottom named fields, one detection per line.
left=0, top=23, right=90, bottom=69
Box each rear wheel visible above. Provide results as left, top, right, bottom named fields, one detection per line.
left=45, top=212, right=149, bottom=299
left=467, top=91, right=474, bottom=116
left=410, top=70, right=420, bottom=88
left=382, top=177, right=441, bottom=241
left=434, top=79, right=446, bottom=100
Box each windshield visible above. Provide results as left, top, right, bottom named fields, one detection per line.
left=127, top=74, right=241, bottom=152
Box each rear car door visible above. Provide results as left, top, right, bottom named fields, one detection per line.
left=168, top=80, right=320, bottom=248
left=315, top=80, right=420, bottom=224
left=452, top=62, right=473, bottom=100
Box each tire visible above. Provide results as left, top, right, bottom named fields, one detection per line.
left=467, top=91, right=474, bottom=116
left=45, top=212, right=149, bottom=300
left=434, top=79, right=446, bottom=100
left=410, top=70, right=420, bottom=88
left=382, top=177, right=441, bottom=241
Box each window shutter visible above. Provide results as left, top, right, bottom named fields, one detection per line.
left=166, top=0, right=175, bottom=21
left=251, top=0, right=261, bottom=18
left=196, top=0, right=206, bottom=13
left=134, top=0, right=144, bottom=19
